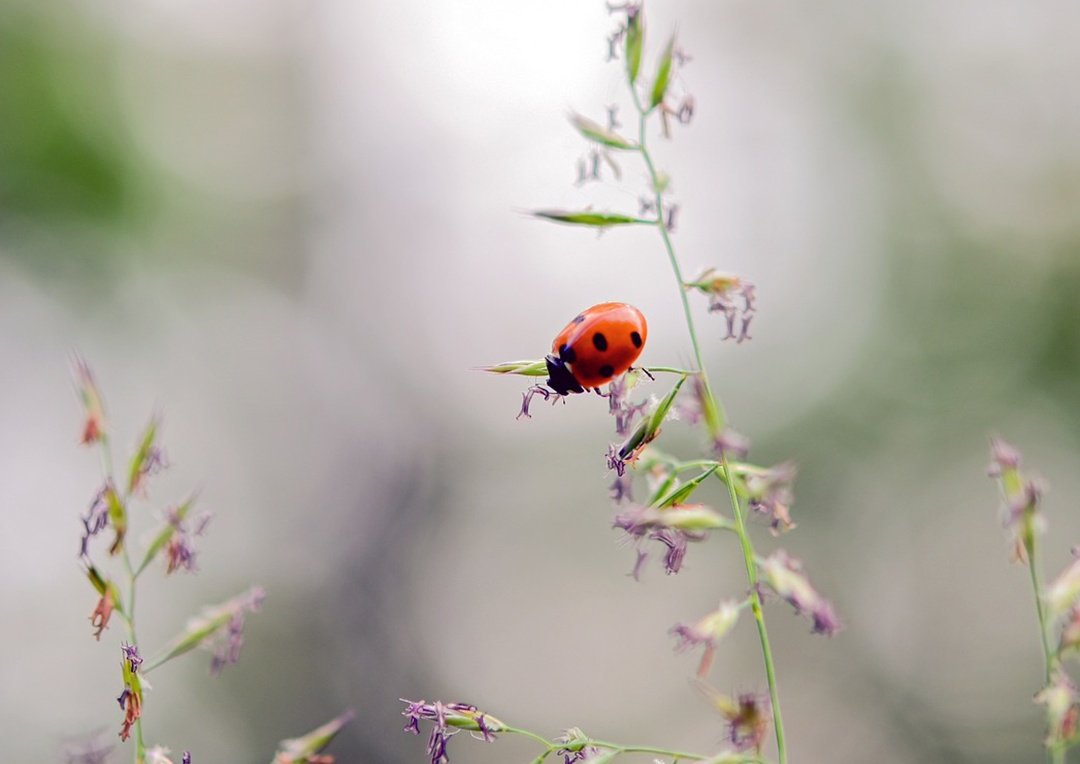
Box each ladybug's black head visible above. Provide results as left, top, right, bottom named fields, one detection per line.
left=544, top=354, right=585, bottom=396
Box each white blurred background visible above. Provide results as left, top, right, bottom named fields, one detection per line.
left=2, top=0, right=1080, bottom=761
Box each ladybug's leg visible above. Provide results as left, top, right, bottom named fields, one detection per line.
left=632, top=366, right=656, bottom=382
left=518, top=384, right=563, bottom=420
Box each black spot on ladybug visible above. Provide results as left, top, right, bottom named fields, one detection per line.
left=559, top=344, right=576, bottom=364
left=592, top=332, right=608, bottom=351
left=599, top=364, right=615, bottom=378
left=573, top=314, right=586, bottom=324
left=630, top=331, right=642, bottom=348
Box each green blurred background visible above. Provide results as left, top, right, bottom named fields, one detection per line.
left=3, top=0, right=1080, bottom=761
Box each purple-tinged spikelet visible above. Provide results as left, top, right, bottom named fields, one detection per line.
left=758, top=550, right=842, bottom=636
left=1036, top=671, right=1080, bottom=747
left=401, top=700, right=505, bottom=764
left=988, top=436, right=1046, bottom=563
left=614, top=503, right=726, bottom=577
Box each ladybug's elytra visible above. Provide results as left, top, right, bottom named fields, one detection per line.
left=544, top=302, right=648, bottom=395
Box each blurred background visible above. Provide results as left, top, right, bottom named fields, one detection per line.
left=3, top=0, right=1080, bottom=761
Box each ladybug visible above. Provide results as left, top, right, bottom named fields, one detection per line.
left=544, top=302, right=648, bottom=395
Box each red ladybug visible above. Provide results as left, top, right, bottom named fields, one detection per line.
left=544, top=302, right=648, bottom=395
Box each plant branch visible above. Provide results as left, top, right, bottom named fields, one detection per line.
left=631, top=81, right=786, bottom=764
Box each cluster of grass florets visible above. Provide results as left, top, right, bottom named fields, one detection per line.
left=69, top=358, right=351, bottom=764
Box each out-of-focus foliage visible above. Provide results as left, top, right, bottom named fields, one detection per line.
left=0, top=4, right=149, bottom=271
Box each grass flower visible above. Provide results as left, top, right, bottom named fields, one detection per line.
left=614, top=503, right=727, bottom=577
left=672, top=601, right=742, bottom=654
left=401, top=700, right=505, bottom=764
left=1036, top=671, right=1080, bottom=749
left=146, top=746, right=177, bottom=764
left=672, top=600, right=744, bottom=678
left=744, top=462, right=798, bottom=536
left=148, top=586, right=265, bottom=674
left=127, top=418, right=167, bottom=496
left=116, top=643, right=144, bottom=742
left=69, top=361, right=343, bottom=763
left=1047, top=552, right=1080, bottom=621
left=83, top=563, right=120, bottom=641
left=273, top=710, right=355, bottom=764
left=684, top=269, right=757, bottom=343
left=73, top=356, right=106, bottom=445
left=988, top=436, right=1046, bottom=563
left=758, top=550, right=842, bottom=636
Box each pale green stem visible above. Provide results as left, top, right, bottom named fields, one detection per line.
left=1026, top=539, right=1055, bottom=683
left=721, top=453, right=787, bottom=762
left=1025, top=534, right=1063, bottom=764
left=100, top=434, right=145, bottom=764
left=631, top=84, right=787, bottom=764
left=504, top=726, right=766, bottom=762
left=121, top=546, right=146, bottom=764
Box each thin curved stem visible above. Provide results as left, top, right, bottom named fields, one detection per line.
left=505, top=726, right=766, bottom=763
left=589, top=739, right=712, bottom=760
left=101, top=433, right=146, bottom=764
left=1025, top=536, right=1063, bottom=764
left=506, top=726, right=557, bottom=749
left=1027, top=540, right=1055, bottom=684
left=721, top=454, right=786, bottom=763
left=631, top=85, right=786, bottom=764
left=121, top=547, right=146, bottom=764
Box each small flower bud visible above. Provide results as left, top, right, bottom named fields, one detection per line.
left=149, top=586, right=265, bottom=673
left=127, top=417, right=167, bottom=495
left=672, top=600, right=742, bottom=653
left=607, top=371, right=649, bottom=437
left=616, top=375, right=687, bottom=464
left=1059, top=606, right=1080, bottom=656
left=533, top=210, right=655, bottom=228
left=1035, top=671, right=1080, bottom=748
left=274, top=709, right=355, bottom=764
left=116, top=644, right=144, bottom=742
left=569, top=112, right=637, bottom=151
left=652, top=465, right=721, bottom=508
left=137, top=494, right=208, bottom=576
left=618, top=503, right=728, bottom=533
left=743, top=461, right=798, bottom=535
left=1047, top=552, right=1080, bottom=620
left=987, top=436, right=1046, bottom=563
left=696, top=682, right=770, bottom=753
left=477, top=359, right=548, bottom=377
left=614, top=503, right=724, bottom=577
left=85, top=481, right=127, bottom=556
left=556, top=727, right=590, bottom=752
left=685, top=269, right=757, bottom=343
left=714, top=427, right=750, bottom=460
left=79, top=485, right=111, bottom=558
left=401, top=700, right=504, bottom=764
left=758, top=550, right=842, bottom=636
left=649, top=33, right=676, bottom=110
left=682, top=374, right=725, bottom=442
left=623, top=6, right=643, bottom=84
left=84, top=564, right=121, bottom=640
left=72, top=356, right=106, bottom=445
left=146, top=746, right=176, bottom=764
left=672, top=600, right=743, bottom=677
